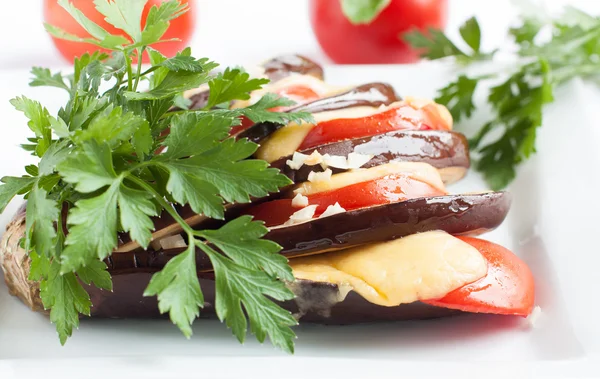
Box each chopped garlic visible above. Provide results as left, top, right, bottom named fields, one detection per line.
left=319, top=202, right=346, bottom=218
left=284, top=204, right=318, bottom=225
left=321, top=154, right=348, bottom=169
left=346, top=152, right=373, bottom=169
left=291, top=193, right=309, bottom=208
left=526, top=306, right=543, bottom=328
left=304, top=150, right=324, bottom=166
left=286, top=152, right=309, bottom=170
left=308, top=168, right=332, bottom=183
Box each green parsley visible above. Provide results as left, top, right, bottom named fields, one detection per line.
left=1, top=0, right=314, bottom=353
left=341, top=0, right=391, bottom=24
left=404, top=8, right=600, bottom=189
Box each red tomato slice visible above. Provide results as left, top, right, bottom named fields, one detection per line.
left=298, top=104, right=449, bottom=150
left=244, top=174, right=444, bottom=227
left=424, top=237, right=535, bottom=316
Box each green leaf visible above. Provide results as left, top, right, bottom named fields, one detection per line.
left=74, top=106, right=149, bottom=148
left=132, top=121, right=153, bottom=159
left=117, top=185, right=158, bottom=249
left=58, top=141, right=117, bottom=193
left=434, top=75, right=479, bottom=122
left=459, top=17, right=482, bottom=53
left=40, top=261, right=93, bottom=345
left=404, top=28, right=466, bottom=60
left=39, top=140, right=72, bottom=176
left=93, top=0, right=146, bottom=42
left=340, top=0, right=390, bottom=24
left=158, top=54, right=208, bottom=73
left=165, top=167, right=224, bottom=219
left=25, top=186, right=59, bottom=257
left=204, top=247, right=296, bottom=353
left=10, top=96, right=52, bottom=156
left=125, top=70, right=211, bottom=100
left=77, top=259, right=113, bottom=291
left=164, top=139, right=292, bottom=204
left=144, top=243, right=204, bottom=338
left=510, top=18, right=543, bottom=46
left=142, top=0, right=189, bottom=45
left=201, top=216, right=293, bottom=281
left=160, top=113, right=237, bottom=159
left=30, top=67, right=69, bottom=90
left=147, top=47, right=169, bottom=89
left=29, top=250, right=51, bottom=282
left=205, top=68, right=269, bottom=109
left=231, top=93, right=315, bottom=125
left=0, top=176, right=36, bottom=212
left=61, top=181, right=120, bottom=273
left=57, top=0, right=128, bottom=44
left=49, top=116, right=70, bottom=138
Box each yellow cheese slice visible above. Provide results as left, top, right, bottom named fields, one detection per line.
left=290, top=231, right=487, bottom=307
left=293, top=161, right=446, bottom=196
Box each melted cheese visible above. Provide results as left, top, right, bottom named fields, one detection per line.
left=290, top=231, right=487, bottom=307
left=293, top=161, right=446, bottom=196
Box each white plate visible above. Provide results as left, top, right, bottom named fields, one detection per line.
left=0, top=64, right=599, bottom=379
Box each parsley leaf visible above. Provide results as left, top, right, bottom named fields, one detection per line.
left=93, top=0, right=145, bottom=43
left=205, top=68, right=270, bottom=109
left=340, top=0, right=390, bottom=24
left=40, top=261, right=93, bottom=345
left=25, top=186, right=59, bottom=257
left=117, top=185, right=158, bottom=249
left=60, top=181, right=120, bottom=273
left=144, top=243, right=204, bottom=338
left=0, top=176, right=36, bottom=212
left=29, top=67, right=69, bottom=91
left=434, top=75, right=479, bottom=122
left=229, top=93, right=315, bottom=125
left=142, top=1, right=189, bottom=45
left=203, top=245, right=297, bottom=353
left=58, top=141, right=117, bottom=193
left=10, top=96, right=53, bottom=156
left=200, top=216, right=293, bottom=281
left=76, top=259, right=113, bottom=291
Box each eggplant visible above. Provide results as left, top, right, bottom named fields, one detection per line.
left=0, top=199, right=489, bottom=323
left=270, top=130, right=470, bottom=185
left=237, top=82, right=400, bottom=144
left=83, top=272, right=458, bottom=322
left=261, top=54, right=324, bottom=82
left=108, top=191, right=510, bottom=273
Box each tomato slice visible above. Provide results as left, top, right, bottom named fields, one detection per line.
left=270, top=85, right=321, bottom=112
left=244, top=174, right=444, bottom=227
left=424, top=237, right=535, bottom=316
left=298, top=104, right=450, bottom=150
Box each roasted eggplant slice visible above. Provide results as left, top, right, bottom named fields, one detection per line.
left=261, top=54, right=324, bottom=82
left=271, top=130, right=470, bottom=185
left=237, top=82, right=400, bottom=144
left=83, top=273, right=459, bottom=322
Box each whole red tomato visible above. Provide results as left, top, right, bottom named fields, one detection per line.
left=44, top=0, right=196, bottom=62
left=310, top=0, right=447, bottom=64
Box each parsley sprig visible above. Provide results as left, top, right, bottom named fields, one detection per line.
left=404, top=8, right=600, bottom=189
left=1, top=0, right=313, bottom=353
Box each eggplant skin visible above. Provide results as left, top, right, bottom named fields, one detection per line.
left=266, top=191, right=511, bottom=259
left=270, top=130, right=470, bottom=184
left=87, top=272, right=458, bottom=323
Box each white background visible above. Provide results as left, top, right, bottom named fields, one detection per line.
left=0, top=0, right=599, bottom=69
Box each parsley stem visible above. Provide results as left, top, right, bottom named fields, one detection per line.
left=124, top=53, right=133, bottom=92
left=126, top=174, right=194, bottom=235
left=133, top=47, right=145, bottom=92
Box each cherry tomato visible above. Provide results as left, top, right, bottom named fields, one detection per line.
left=298, top=104, right=449, bottom=151
left=43, top=0, right=196, bottom=62
left=424, top=237, right=535, bottom=316
left=310, top=0, right=447, bottom=64
left=244, top=174, right=444, bottom=227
